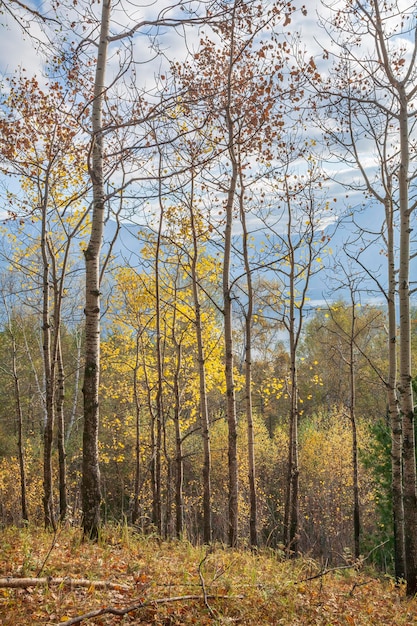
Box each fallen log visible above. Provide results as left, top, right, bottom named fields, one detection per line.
left=0, top=577, right=129, bottom=591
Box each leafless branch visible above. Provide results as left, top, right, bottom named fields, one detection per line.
left=57, top=592, right=243, bottom=625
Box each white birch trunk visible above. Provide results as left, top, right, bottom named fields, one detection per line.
left=81, top=0, right=111, bottom=538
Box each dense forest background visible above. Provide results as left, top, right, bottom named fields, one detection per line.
left=0, top=0, right=417, bottom=596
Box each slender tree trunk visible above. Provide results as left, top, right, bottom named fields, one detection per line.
left=239, top=172, right=258, bottom=547
left=81, top=0, right=111, bottom=539
left=139, top=327, right=160, bottom=534
left=223, top=1, right=239, bottom=548
left=283, top=208, right=299, bottom=556
left=152, top=154, right=165, bottom=537
left=40, top=176, right=56, bottom=531
left=132, top=338, right=141, bottom=526
left=348, top=301, right=360, bottom=559
left=66, top=327, right=82, bottom=444
left=397, top=87, right=417, bottom=595
left=56, top=335, right=67, bottom=522
left=164, top=452, right=172, bottom=539
left=365, top=3, right=417, bottom=593
left=11, top=333, right=28, bottom=523
left=173, top=343, right=184, bottom=538
left=148, top=383, right=159, bottom=531
left=223, top=160, right=239, bottom=548
left=188, top=171, right=212, bottom=544
left=351, top=408, right=360, bottom=559
left=285, top=362, right=299, bottom=556
left=385, top=193, right=405, bottom=579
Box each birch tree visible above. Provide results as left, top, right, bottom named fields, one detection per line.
left=72, top=0, right=221, bottom=538
left=318, top=0, right=417, bottom=590
left=0, top=71, right=89, bottom=527
left=175, top=0, right=306, bottom=547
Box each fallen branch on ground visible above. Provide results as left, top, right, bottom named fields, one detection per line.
left=296, top=540, right=390, bottom=584
left=56, top=593, right=244, bottom=626
left=0, top=577, right=129, bottom=591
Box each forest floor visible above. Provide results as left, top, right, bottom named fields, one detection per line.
left=0, top=525, right=416, bottom=625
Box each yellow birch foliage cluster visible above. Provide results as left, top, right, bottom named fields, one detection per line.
left=298, top=409, right=375, bottom=559
left=0, top=448, right=43, bottom=525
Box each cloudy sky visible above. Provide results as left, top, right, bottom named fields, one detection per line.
left=1, top=0, right=415, bottom=305
left=0, top=1, right=329, bottom=78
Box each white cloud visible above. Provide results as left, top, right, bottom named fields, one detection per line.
left=0, top=11, right=47, bottom=78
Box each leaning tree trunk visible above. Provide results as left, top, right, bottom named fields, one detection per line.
left=81, top=0, right=111, bottom=539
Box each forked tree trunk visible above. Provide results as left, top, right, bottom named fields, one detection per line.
left=223, top=0, right=239, bottom=548
left=41, top=174, right=56, bottom=531
left=81, top=0, right=111, bottom=539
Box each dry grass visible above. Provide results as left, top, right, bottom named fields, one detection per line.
left=0, top=525, right=416, bottom=625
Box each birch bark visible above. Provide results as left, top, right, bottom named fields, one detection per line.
left=81, top=0, right=111, bottom=538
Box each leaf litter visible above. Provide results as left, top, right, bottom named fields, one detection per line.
left=0, top=526, right=416, bottom=625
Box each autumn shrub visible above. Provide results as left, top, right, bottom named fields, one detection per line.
left=255, top=421, right=288, bottom=547
left=0, top=447, right=43, bottom=526
left=298, top=408, right=375, bottom=563
left=203, top=413, right=287, bottom=545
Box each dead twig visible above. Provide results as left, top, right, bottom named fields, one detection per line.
left=296, top=563, right=358, bottom=583
left=296, top=540, right=390, bottom=584
left=349, top=579, right=373, bottom=596
left=198, top=551, right=218, bottom=619
left=36, top=527, right=60, bottom=577
left=56, top=593, right=244, bottom=625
